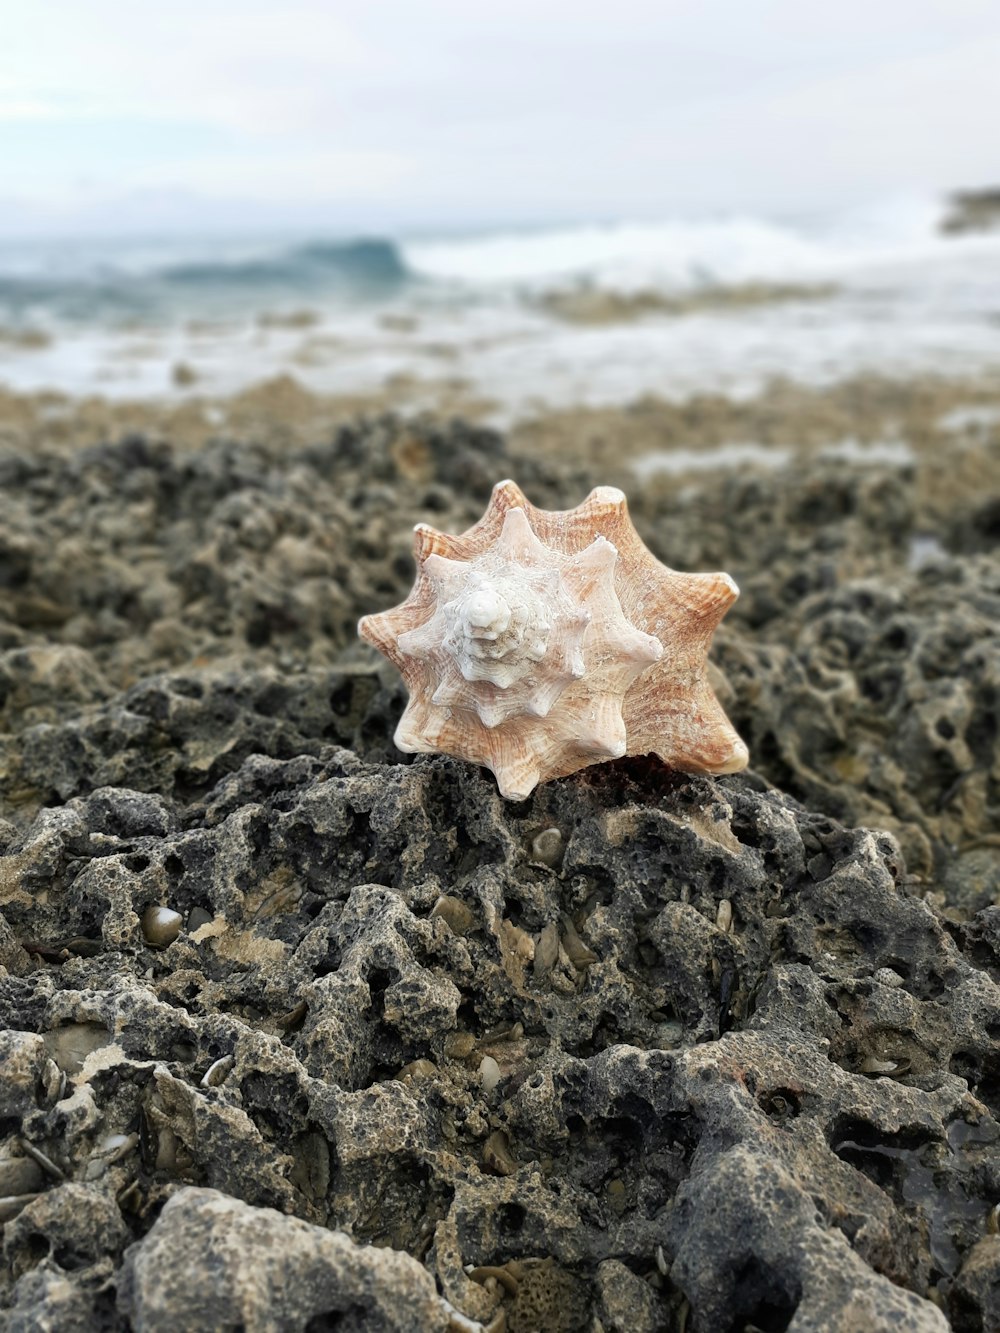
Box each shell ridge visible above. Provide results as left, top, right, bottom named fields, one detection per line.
left=359, top=481, right=747, bottom=798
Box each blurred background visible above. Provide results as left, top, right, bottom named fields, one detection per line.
left=1, top=0, right=999, bottom=442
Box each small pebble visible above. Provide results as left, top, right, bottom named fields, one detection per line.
left=0, top=1157, right=43, bottom=1196
left=606, top=1178, right=628, bottom=1216
left=530, top=827, right=564, bottom=867
left=141, top=905, right=182, bottom=947
left=444, top=1032, right=477, bottom=1060
left=653, top=1020, right=684, bottom=1049
left=500, top=918, right=535, bottom=962
left=395, top=1058, right=437, bottom=1081
left=430, top=895, right=477, bottom=936
left=479, top=1055, right=501, bottom=1093
left=99, top=1133, right=131, bottom=1156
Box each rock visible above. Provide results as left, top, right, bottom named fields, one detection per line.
left=0, top=747, right=997, bottom=1328
left=949, top=1234, right=1000, bottom=1330
left=666, top=1147, right=947, bottom=1331
left=0, top=645, right=109, bottom=730
left=594, top=1259, right=669, bottom=1331
left=3, top=1183, right=128, bottom=1282
left=941, top=187, right=1000, bottom=235
left=718, top=555, right=1000, bottom=873
left=1, top=415, right=999, bottom=1331
left=116, top=1187, right=447, bottom=1332
left=0, top=1031, right=48, bottom=1117
left=1, top=417, right=996, bottom=868
left=4, top=1264, right=105, bottom=1333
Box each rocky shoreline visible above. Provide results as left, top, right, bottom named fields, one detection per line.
left=1, top=406, right=999, bottom=1330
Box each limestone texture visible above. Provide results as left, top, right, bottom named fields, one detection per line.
left=1, top=415, right=998, bottom=1331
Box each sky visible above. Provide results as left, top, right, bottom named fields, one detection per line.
left=1, top=0, right=999, bottom=235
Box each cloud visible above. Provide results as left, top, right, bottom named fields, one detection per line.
left=132, top=149, right=415, bottom=199
left=2, top=0, right=1000, bottom=227
left=0, top=99, right=66, bottom=122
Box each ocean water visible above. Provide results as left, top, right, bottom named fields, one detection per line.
left=1, top=194, right=999, bottom=416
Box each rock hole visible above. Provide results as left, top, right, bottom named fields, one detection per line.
left=950, top=1051, right=980, bottom=1085
left=305, top=1308, right=365, bottom=1331
left=967, top=699, right=998, bottom=766
left=364, top=967, right=393, bottom=1022
left=330, top=683, right=354, bottom=717
left=725, top=1261, right=801, bottom=1333
left=25, top=1233, right=50, bottom=1264
left=758, top=1088, right=801, bottom=1120
left=499, top=1202, right=526, bottom=1234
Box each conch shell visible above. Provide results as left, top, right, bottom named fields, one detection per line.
left=358, top=480, right=748, bottom=799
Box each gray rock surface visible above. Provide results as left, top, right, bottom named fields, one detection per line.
left=1, top=415, right=999, bottom=1331
left=116, top=1186, right=447, bottom=1332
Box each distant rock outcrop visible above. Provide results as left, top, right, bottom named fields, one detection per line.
left=941, top=187, right=1000, bottom=234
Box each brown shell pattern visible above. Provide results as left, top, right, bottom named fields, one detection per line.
left=358, top=480, right=748, bottom=799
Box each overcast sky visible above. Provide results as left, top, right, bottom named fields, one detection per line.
left=2, top=0, right=999, bottom=234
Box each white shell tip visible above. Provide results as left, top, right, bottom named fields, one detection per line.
left=719, top=572, right=740, bottom=600
left=714, top=737, right=750, bottom=774
left=360, top=480, right=747, bottom=791
left=589, top=485, right=626, bottom=506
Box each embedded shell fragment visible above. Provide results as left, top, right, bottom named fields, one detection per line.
left=358, top=480, right=748, bottom=799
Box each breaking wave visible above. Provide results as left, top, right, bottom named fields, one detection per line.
left=0, top=237, right=410, bottom=323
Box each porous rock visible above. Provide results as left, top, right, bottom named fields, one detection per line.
left=2, top=746, right=998, bottom=1329
left=1, top=415, right=999, bottom=1332
left=116, top=1186, right=447, bottom=1332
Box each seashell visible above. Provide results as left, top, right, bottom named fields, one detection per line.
left=860, top=1055, right=902, bottom=1077
left=482, top=1129, right=518, bottom=1176
left=430, top=894, right=478, bottom=936
left=0, top=1193, right=41, bottom=1224
left=358, top=479, right=748, bottom=799
left=533, top=922, right=562, bottom=978
left=141, top=905, right=183, bottom=948
left=560, top=913, right=598, bottom=969
left=479, top=1055, right=502, bottom=1093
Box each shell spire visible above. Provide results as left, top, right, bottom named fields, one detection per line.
left=358, top=481, right=748, bottom=799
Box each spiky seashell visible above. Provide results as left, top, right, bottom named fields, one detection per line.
left=358, top=480, right=748, bottom=799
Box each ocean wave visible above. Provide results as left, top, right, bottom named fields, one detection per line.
left=2, top=195, right=1000, bottom=339
left=402, top=195, right=1000, bottom=295
left=0, top=236, right=410, bottom=324
left=159, top=238, right=409, bottom=291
